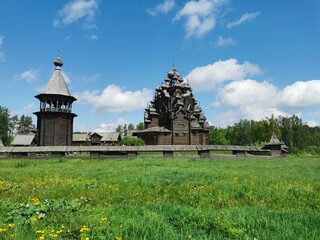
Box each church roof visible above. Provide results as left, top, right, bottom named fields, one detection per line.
left=267, top=133, right=284, bottom=145
left=43, top=57, right=71, bottom=96
left=262, top=133, right=288, bottom=152
left=136, top=126, right=172, bottom=133
left=73, top=132, right=121, bottom=142
left=73, top=133, right=89, bottom=142
left=99, top=132, right=121, bottom=142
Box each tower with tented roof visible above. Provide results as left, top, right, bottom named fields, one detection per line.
left=34, top=55, right=77, bottom=146
left=135, top=66, right=210, bottom=145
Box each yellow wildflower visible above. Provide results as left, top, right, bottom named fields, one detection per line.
left=116, top=237, right=122, bottom=240
left=39, top=236, right=45, bottom=240
left=31, top=198, right=41, bottom=205
left=36, top=230, right=45, bottom=234
left=8, top=223, right=15, bottom=228
left=79, top=226, right=89, bottom=233
left=0, top=228, right=8, bottom=232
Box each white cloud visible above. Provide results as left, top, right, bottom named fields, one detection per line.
left=86, top=34, right=99, bottom=40
left=214, top=36, right=235, bottom=47
left=187, top=58, right=261, bottom=92
left=227, top=11, right=260, bottom=29
left=239, top=105, right=287, bottom=124
left=187, top=58, right=320, bottom=127
left=20, top=69, right=39, bottom=83
left=174, top=0, right=229, bottom=38
left=75, top=84, right=153, bottom=113
left=21, top=103, right=36, bottom=115
left=53, top=0, right=98, bottom=28
left=306, top=120, right=320, bottom=127
left=11, top=103, right=37, bottom=118
left=278, top=80, right=320, bottom=109
left=147, top=0, right=176, bottom=16
left=212, top=79, right=320, bottom=126
left=0, top=35, right=5, bottom=62
left=80, top=73, right=100, bottom=83
left=214, top=79, right=277, bottom=107
left=94, top=118, right=128, bottom=132
left=210, top=110, right=240, bottom=127
left=0, top=35, right=4, bottom=47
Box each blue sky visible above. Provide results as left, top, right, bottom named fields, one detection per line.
left=1, top=0, right=320, bottom=132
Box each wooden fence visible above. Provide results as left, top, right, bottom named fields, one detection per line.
left=0, top=145, right=284, bottom=158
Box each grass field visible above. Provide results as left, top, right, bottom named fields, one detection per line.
left=0, top=156, right=319, bottom=239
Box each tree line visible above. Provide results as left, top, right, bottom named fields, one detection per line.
left=0, top=106, right=35, bottom=146
left=209, top=115, right=320, bottom=154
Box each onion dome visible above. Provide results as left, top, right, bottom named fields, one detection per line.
left=164, top=77, right=170, bottom=83
left=194, top=104, right=201, bottom=115
left=167, top=68, right=176, bottom=79
left=54, top=57, right=63, bottom=70
left=199, top=113, right=206, bottom=123
left=203, top=122, right=210, bottom=130
left=156, top=85, right=162, bottom=92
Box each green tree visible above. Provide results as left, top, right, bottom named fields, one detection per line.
left=0, top=106, right=15, bottom=146
left=17, top=115, right=34, bottom=133
left=209, top=126, right=229, bottom=145
left=275, top=115, right=307, bottom=153
left=136, top=122, right=144, bottom=130
left=127, top=123, right=135, bottom=131
left=115, top=124, right=124, bottom=133
left=226, top=119, right=253, bottom=145
left=120, top=136, right=145, bottom=146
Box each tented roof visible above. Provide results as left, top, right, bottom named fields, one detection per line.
left=267, top=133, right=285, bottom=145
left=44, top=70, right=71, bottom=96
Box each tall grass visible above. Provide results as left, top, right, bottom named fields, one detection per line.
left=0, top=156, right=319, bottom=239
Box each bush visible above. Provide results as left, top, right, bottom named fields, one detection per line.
left=120, top=136, right=145, bottom=146
left=303, top=145, right=320, bottom=155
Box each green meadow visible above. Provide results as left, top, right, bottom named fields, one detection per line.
left=0, top=156, right=319, bottom=240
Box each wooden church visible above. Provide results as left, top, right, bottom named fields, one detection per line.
left=134, top=67, right=210, bottom=145
left=34, top=56, right=77, bottom=146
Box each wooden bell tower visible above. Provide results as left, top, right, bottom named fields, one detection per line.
left=34, top=55, right=77, bottom=146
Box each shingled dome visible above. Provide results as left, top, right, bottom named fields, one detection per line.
left=43, top=57, right=71, bottom=96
